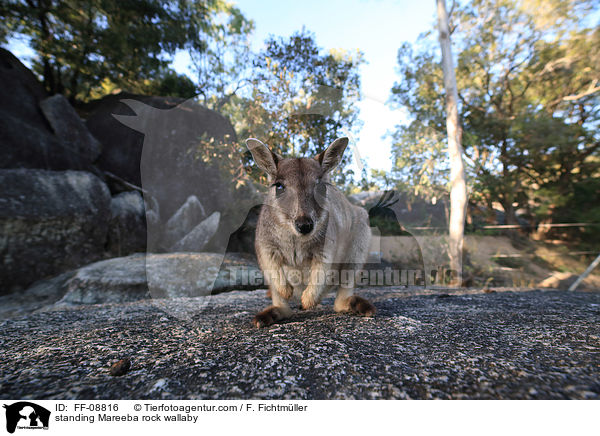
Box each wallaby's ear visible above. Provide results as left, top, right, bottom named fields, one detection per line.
left=315, top=137, right=349, bottom=173
left=246, top=138, right=281, bottom=177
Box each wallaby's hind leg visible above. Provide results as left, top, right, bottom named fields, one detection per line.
left=333, top=214, right=375, bottom=317
left=253, top=289, right=292, bottom=328
left=348, top=295, right=376, bottom=316
left=334, top=286, right=354, bottom=312
left=334, top=286, right=376, bottom=317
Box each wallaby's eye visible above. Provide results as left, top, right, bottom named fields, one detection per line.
left=273, top=182, right=285, bottom=197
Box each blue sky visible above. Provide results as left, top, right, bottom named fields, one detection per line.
left=199, top=0, right=438, bottom=172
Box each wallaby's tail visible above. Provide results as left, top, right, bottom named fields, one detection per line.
left=371, top=190, right=399, bottom=211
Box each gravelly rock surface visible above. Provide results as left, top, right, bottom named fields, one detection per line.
left=0, top=288, right=598, bottom=400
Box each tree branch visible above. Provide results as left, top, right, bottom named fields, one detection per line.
left=563, top=79, right=600, bottom=101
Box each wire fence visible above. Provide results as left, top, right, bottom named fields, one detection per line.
left=493, top=251, right=598, bottom=257
left=405, top=222, right=600, bottom=231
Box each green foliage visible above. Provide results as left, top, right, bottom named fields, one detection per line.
left=226, top=30, right=364, bottom=186
left=154, top=28, right=364, bottom=192
left=541, top=175, right=600, bottom=244
left=388, top=0, right=600, bottom=240
left=386, top=118, right=449, bottom=200
left=368, top=215, right=412, bottom=236
left=145, top=69, right=197, bottom=99
left=190, top=3, right=254, bottom=110
left=0, top=0, right=246, bottom=101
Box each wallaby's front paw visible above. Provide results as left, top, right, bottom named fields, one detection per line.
left=253, top=306, right=288, bottom=328
left=348, top=296, right=376, bottom=317
left=300, top=292, right=318, bottom=311
left=278, top=284, right=293, bottom=300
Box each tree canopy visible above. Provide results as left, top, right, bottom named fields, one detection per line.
left=1, top=0, right=249, bottom=101
left=387, top=0, right=600, bottom=242
left=224, top=30, right=364, bottom=187
left=1, top=3, right=364, bottom=186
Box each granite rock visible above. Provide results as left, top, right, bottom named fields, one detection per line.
left=0, top=288, right=598, bottom=399
left=0, top=169, right=111, bottom=293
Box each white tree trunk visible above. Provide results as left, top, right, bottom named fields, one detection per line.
left=436, top=0, right=468, bottom=286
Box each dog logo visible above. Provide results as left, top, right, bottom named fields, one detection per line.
left=3, top=402, right=50, bottom=433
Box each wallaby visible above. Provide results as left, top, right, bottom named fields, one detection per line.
left=246, top=137, right=376, bottom=328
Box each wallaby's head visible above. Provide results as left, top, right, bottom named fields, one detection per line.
left=246, top=137, right=349, bottom=237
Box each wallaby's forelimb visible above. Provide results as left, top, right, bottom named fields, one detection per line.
left=300, top=260, right=328, bottom=310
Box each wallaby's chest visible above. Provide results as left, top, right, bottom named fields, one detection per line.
left=278, top=238, right=316, bottom=267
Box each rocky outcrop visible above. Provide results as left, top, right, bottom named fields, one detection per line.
left=0, top=48, right=48, bottom=129
left=0, top=47, right=264, bottom=305
left=163, top=195, right=206, bottom=248
left=0, top=169, right=111, bottom=293
left=84, top=93, right=262, bottom=255
left=59, top=254, right=150, bottom=305
left=538, top=271, right=599, bottom=292
left=171, top=212, right=220, bottom=252
left=39, top=94, right=102, bottom=163
left=0, top=288, right=598, bottom=399
left=107, top=191, right=147, bottom=256
left=83, top=93, right=179, bottom=187
left=0, top=271, right=74, bottom=320
left=8, top=252, right=263, bottom=308
left=84, top=93, right=236, bottom=213
left=0, top=49, right=100, bottom=171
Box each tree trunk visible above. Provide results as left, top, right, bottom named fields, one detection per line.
left=436, top=0, right=468, bottom=286
left=502, top=199, right=518, bottom=226
left=37, top=1, right=55, bottom=94
left=499, top=138, right=518, bottom=225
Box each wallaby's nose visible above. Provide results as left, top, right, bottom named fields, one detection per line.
left=295, top=216, right=314, bottom=235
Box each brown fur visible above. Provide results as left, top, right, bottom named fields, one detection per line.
left=246, top=137, right=375, bottom=327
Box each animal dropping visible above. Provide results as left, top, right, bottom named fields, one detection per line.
left=109, top=358, right=131, bottom=376
left=246, top=137, right=376, bottom=328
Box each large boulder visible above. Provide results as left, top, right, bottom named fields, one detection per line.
left=163, top=195, right=206, bottom=249
left=0, top=49, right=100, bottom=171
left=39, top=94, right=102, bottom=162
left=84, top=93, right=235, bottom=194
left=83, top=93, right=262, bottom=256
left=59, top=254, right=150, bottom=305
left=171, top=212, right=220, bottom=252
left=83, top=93, right=181, bottom=186
left=0, top=48, right=47, bottom=126
left=0, top=270, right=75, bottom=319
left=0, top=169, right=111, bottom=293
left=107, top=191, right=147, bottom=256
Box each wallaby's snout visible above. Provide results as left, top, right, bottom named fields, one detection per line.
left=294, top=216, right=314, bottom=235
